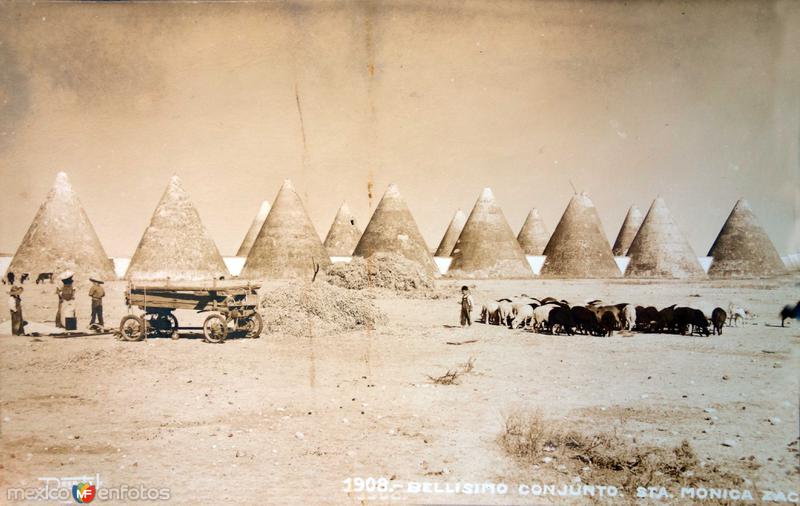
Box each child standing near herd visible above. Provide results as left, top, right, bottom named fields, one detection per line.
left=460, top=285, right=473, bottom=327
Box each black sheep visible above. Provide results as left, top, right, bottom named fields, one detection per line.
left=571, top=306, right=601, bottom=335
left=658, top=304, right=677, bottom=333
left=780, top=302, right=799, bottom=327
left=635, top=305, right=660, bottom=332
left=673, top=307, right=693, bottom=335
left=711, top=307, right=727, bottom=335
left=674, top=307, right=710, bottom=336
left=548, top=306, right=575, bottom=335
left=599, top=311, right=618, bottom=337
left=690, top=309, right=711, bottom=336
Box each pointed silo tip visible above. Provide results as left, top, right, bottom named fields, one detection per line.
left=54, top=171, right=70, bottom=187
left=384, top=184, right=401, bottom=198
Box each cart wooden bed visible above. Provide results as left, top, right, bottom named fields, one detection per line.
left=119, top=280, right=262, bottom=343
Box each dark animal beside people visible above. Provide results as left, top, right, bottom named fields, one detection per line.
left=20, top=273, right=29, bottom=284
left=36, top=272, right=53, bottom=284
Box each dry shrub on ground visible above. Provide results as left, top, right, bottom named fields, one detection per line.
left=428, top=357, right=476, bottom=385
left=498, top=410, right=745, bottom=493
left=259, top=282, right=386, bottom=336
left=325, top=253, right=438, bottom=297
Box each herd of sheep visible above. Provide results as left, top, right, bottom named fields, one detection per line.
left=477, top=297, right=743, bottom=337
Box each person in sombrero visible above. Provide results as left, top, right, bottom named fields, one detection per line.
left=55, top=271, right=76, bottom=329
left=88, top=278, right=105, bottom=328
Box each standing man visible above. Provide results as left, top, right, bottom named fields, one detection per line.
left=9, top=285, right=25, bottom=335
left=89, top=278, right=105, bottom=328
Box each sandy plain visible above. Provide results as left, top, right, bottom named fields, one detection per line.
left=0, top=276, right=798, bottom=504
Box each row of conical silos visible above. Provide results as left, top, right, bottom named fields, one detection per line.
left=4, top=172, right=789, bottom=281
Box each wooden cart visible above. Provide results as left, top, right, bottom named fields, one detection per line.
left=119, top=280, right=262, bottom=343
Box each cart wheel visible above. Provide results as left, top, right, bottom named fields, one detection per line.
left=242, top=313, right=263, bottom=338
left=145, top=312, right=179, bottom=338
left=167, top=313, right=179, bottom=339
left=119, top=315, right=146, bottom=342
left=203, top=314, right=228, bottom=343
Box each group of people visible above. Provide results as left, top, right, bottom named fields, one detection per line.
left=6, top=271, right=106, bottom=336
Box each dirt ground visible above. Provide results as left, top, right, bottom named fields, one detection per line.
left=0, top=277, right=798, bottom=504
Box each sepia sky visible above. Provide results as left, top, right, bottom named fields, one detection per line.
left=0, top=0, right=798, bottom=257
